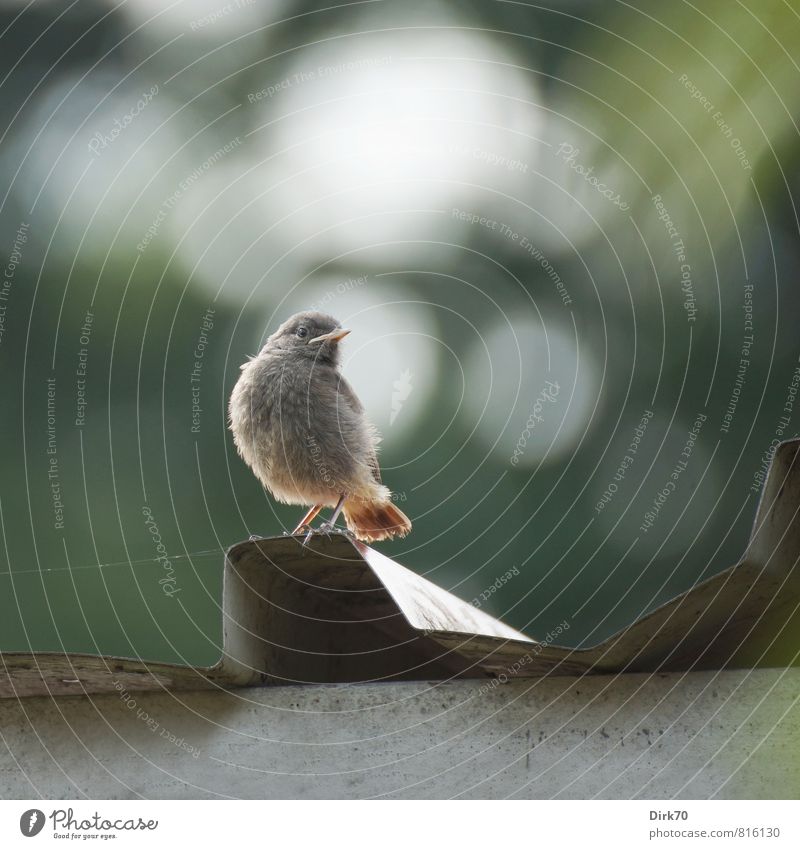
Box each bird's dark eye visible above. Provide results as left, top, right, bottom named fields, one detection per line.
left=296, top=326, right=308, bottom=339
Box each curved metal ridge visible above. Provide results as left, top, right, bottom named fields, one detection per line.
left=2, top=439, right=799, bottom=698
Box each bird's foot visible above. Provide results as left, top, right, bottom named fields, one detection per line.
left=318, top=521, right=355, bottom=539
left=301, top=522, right=350, bottom=547
left=248, top=534, right=265, bottom=542
left=285, top=524, right=311, bottom=537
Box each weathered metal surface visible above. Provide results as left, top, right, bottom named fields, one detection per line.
left=355, top=542, right=531, bottom=641
left=1, top=669, right=797, bottom=799
left=0, top=656, right=213, bottom=699
left=1, top=439, right=798, bottom=698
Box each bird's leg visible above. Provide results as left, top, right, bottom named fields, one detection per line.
left=317, top=493, right=347, bottom=534
left=292, top=504, right=323, bottom=535
left=303, top=493, right=347, bottom=545
left=327, top=493, right=347, bottom=527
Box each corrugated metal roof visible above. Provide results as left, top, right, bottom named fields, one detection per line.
left=2, top=439, right=798, bottom=698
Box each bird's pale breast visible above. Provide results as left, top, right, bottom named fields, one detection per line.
left=230, top=354, right=385, bottom=506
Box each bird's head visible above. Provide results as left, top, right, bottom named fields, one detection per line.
left=262, top=310, right=350, bottom=366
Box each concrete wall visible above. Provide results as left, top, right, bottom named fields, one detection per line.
left=1, top=668, right=798, bottom=799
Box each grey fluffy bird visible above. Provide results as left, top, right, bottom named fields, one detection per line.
left=229, top=310, right=412, bottom=543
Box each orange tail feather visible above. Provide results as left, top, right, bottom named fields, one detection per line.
left=343, top=499, right=412, bottom=543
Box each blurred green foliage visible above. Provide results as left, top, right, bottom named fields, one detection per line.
left=0, top=0, right=798, bottom=682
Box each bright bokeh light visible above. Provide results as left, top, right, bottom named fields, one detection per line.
left=121, top=0, right=283, bottom=39
left=3, top=72, right=182, bottom=264
left=463, top=316, right=600, bottom=465
left=250, top=31, right=543, bottom=261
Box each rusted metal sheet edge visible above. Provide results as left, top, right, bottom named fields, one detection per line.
left=0, top=653, right=218, bottom=700
left=2, top=439, right=798, bottom=697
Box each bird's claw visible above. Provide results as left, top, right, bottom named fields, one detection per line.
left=319, top=521, right=353, bottom=539
left=301, top=522, right=349, bottom=547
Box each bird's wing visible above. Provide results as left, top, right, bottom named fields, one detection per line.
left=336, top=373, right=364, bottom=413
left=336, top=374, right=382, bottom=484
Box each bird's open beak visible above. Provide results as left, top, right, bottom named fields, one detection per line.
left=308, top=328, right=351, bottom=345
